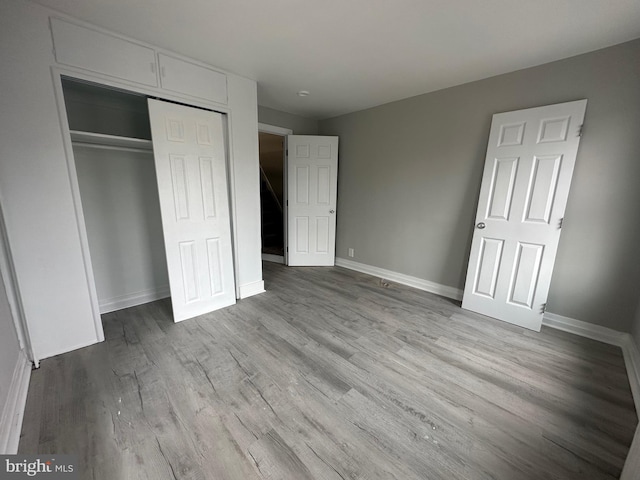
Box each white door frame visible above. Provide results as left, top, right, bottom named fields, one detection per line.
left=0, top=191, right=36, bottom=366
left=258, top=123, right=292, bottom=265
left=51, top=67, right=240, bottom=343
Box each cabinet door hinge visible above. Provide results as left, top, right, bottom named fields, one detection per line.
left=578, top=124, right=584, bottom=137
left=559, top=218, right=564, bottom=229
left=542, top=303, right=547, bottom=313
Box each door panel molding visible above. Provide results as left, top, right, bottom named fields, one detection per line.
left=287, top=135, right=339, bottom=266
left=462, top=100, right=587, bottom=331
left=149, top=99, right=236, bottom=321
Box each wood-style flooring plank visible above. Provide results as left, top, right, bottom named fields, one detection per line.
left=18, top=262, right=637, bottom=479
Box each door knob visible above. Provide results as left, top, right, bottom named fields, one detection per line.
left=476, top=222, right=486, bottom=229
left=329, top=210, right=335, bottom=214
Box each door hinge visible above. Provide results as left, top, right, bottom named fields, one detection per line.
left=578, top=124, right=584, bottom=137
left=542, top=303, right=547, bottom=313
left=286, top=247, right=289, bottom=252
left=559, top=217, right=564, bottom=229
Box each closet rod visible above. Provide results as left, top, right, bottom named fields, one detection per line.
left=71, top=142, right=153, bottom=155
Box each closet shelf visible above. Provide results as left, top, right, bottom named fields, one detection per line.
left=70, top=130, right=153, bottom=151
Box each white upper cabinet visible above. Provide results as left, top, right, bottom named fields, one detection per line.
left=50, top=18, right=158, bottom=87
left=158, top=54, right=228, bottom=105
left=50, top=18, right=229, bottom=105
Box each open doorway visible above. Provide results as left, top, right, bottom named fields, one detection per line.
left=258, top=124, right=291, bottom=263
left=259, top=132, right=284, bottom=259
left=258, top=126, right=340, bottom=267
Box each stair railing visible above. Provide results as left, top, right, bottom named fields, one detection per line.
left=259, top=165, right=283, bottom=214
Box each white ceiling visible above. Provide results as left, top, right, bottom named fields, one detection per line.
left=32, top=0, right=640, bottom=119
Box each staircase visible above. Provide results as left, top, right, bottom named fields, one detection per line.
left=260, top=168, right=284, bottom=256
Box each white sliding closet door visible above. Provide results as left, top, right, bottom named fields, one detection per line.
left=148, top=99, right=235, bottom=322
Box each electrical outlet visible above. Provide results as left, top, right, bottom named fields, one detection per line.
left=348, top=248, right=355, bottom=258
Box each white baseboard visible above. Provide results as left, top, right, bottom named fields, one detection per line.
left=262, top=254, right=284, bottom=264
left=335, top=257, right=463, bottom=301
left=542, top=312, right=640, bottom=414
left=0, top=349, right=31, bottom=454
left=239, top=280, right=265, bottom=299
left=621, top=335, right=640, bottom=415
left=99, top=285, right=170, bottom=314
left=542, top=312, right=628, bottom=345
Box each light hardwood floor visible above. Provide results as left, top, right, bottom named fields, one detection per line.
left=19, top=263, right=638, bottom=479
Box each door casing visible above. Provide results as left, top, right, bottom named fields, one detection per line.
left=258, top=123, right=292, bottom=265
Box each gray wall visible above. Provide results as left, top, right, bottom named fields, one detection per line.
left=258, top=106, right=319, bottom=134
left=319, top=39, right=640, bottom=332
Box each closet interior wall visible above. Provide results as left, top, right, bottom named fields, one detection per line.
left=62, top=79, right=169, bottom=314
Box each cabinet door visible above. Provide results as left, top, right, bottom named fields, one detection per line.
left=51, top=18, right=158, bottom=87
left=158, top=54, right=228, bottom=105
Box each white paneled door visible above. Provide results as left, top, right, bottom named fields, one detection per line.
left=287, top=135, right=339, bottom=266
left=148, top=99, right=235, bottom=322
left=462, top=100, right=587, bottom=331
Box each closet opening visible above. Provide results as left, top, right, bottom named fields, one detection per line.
left=61, top=76, right=238, bottom=327
left=61, top=78, right=171, bottom=317
left=259, top=132, right=285, bottom=262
